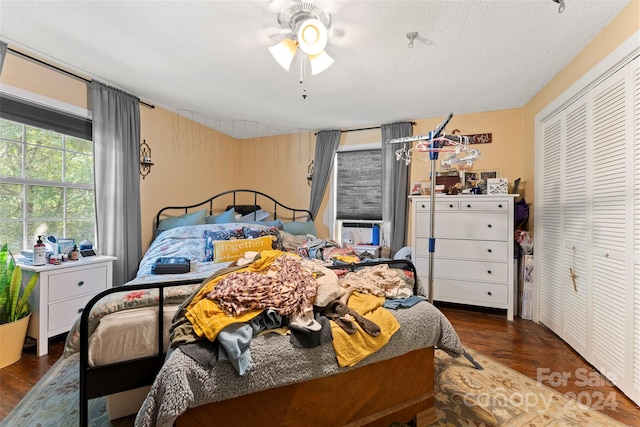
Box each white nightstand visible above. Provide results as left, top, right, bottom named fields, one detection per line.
left=18, top=255, right=116, bottom=356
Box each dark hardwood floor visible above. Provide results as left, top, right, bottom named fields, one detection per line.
left=0, top=305, right=638, bottom=425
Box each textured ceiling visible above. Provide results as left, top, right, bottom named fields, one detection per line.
left=0, top=0, right=631, bottom=139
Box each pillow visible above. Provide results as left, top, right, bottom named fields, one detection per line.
left=213, top=235, right=275, bottom=263
left=157, top=209, right=207, bottom=235
left=203, top=228, right=244, bottom=262
left=242, top=219, right=284, bottom=229
left=242, top=226, right=285, bottom=251
left=237, top=209, right=269, bottom=223
left=282, top=221, right=317, bottom=236
left=205, top=207, right=236, bottom=224
left=280, top=230, right=312, bottom=252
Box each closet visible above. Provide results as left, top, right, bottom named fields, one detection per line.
left=535, top=35, right=639, bottom=406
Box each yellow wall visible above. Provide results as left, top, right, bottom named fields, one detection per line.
left=1, top=0, right=636, bottom=250
left=139, top=109, right=240, bottom=249
left=522, top=0, right=640, bottom=232
left=0, top=53, right=241, bottom=251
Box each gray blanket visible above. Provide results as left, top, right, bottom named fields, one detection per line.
left=135, top=301, right=463, bottom=427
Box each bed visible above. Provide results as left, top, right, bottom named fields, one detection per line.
left=64, top=189, right=464, bottom=427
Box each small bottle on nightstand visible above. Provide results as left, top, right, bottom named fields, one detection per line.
left=69, top=245, right=79, bottom=261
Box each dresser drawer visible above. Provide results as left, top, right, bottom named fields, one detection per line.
left=434, top=258, right=508, bottom=283
left=415, top=212, right=509, bottom=240
left=414, top=200, right=459, bottom=212
left=415, top=238, right=508, bottom=261
left=48, top=264, right=109, bottom=302
left=434, top=279, right=508, bottom=305
left=48, top=293, right=97, bottom=332
left=459, top=200, right=511, bottom=212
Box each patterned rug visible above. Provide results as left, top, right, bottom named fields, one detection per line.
left=1, top=348, right=630, bottom=426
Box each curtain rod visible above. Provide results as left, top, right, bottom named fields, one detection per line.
left=316, top=121, right=416, bottom=135
left=7, top=47, right=155, bottom=109
left=342, top=121, right=416, bottom=133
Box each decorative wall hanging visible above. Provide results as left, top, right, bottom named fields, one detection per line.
left=139, top=139, right=154, bottom=179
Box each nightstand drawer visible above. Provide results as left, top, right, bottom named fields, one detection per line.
left=48, top=293, right=96, bottom=332
left=48, top=264, right=108, bottom=302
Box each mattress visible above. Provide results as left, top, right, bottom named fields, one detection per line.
left=87, top=304, right=180, bottom=367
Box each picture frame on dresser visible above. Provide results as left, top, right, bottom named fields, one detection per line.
left=460, top=171, right=478, bottom=188
left=477, top=169, right=501, bottom=180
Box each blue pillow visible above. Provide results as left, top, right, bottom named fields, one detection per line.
left=242, top=219, right=284, bottom=229
left=157, top=209, right=207, bottom=235
left=205, top=207, right=236, bottom=224
left=282, top=221, right=317, bottom=236
left=242, top=226, right=285, bottom=251
left=203, top=228, right=244, bottom=262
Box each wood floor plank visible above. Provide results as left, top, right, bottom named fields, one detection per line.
left=0, top=306, right=638, bottom=425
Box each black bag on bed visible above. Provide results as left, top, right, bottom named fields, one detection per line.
left=152, top=257, right=191, bottom=274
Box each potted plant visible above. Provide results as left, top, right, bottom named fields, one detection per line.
left=0, top=244, right=38, bottom=368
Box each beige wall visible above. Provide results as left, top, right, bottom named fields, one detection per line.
left=522, top=0, right=640, bottom=233
left=0, top=53, right=241, bottom=252
left=239, top=107, right=525, bottom=240
left=1, top=0, right=636, bottom=250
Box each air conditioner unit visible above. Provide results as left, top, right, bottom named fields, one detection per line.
left=336, top=220, right=382, bottom=246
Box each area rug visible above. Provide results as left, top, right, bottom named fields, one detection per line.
left=1, top=349, right=630, bottom=427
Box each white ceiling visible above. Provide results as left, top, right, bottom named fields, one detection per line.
left=0, top=0, right=631, bottom=139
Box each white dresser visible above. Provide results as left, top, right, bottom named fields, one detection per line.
left=410, top=195, right=517, bottom=320
left=19, top=255, right=116, bottom=356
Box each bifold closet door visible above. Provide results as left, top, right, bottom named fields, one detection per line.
left=632, top=60, right=640, bottom=406
left=587, top=64, right=634, bottom=393
left=561, top=99, right=589, bottom=357
left=538, top=115, right=563, bottom=335
left=538, top=57, right=639, bottom=405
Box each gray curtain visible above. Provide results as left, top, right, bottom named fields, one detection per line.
left=91, top=80, right=142, bottom=285
left=0, top=41, right=7, bottom=75
left=381, top=122, right=413, bottom=255
left=309, top=130, right=341, bottom=219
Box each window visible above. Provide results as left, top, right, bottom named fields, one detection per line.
left=335, top=147, right=382, bottom=220
left=0, top=94, right=94, bottom=255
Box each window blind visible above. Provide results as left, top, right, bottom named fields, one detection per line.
left=336, top=149, right=382, bottom=220
left=0, top=93, right=92, bottom=140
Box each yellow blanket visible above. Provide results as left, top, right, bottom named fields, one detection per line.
left=185, top=250, right=285, bottom=342
left=329, top=292, right=400, bottom=367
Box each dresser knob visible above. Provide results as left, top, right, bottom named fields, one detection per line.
left=467, top=204, right=471, bottom=208
left=487, top=249, right=492, bottom=253
left=487, top=270, right=492, bottom=274
left=487, top=292, right=492, bottom=296
left=487, top=224, right=492, bottom=228
left=421, top=204, right=426, bottom=208
left=77, top=281, right=84, bottom=286
left=449, top=204, right=454, bottom=208
left=498, top=204, right=503, bottom=208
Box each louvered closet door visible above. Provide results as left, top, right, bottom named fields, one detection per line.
left=538, top=115, right=563, bottom=333
left=588, top=64, right=635, bottom=396
left=561, top=99, right=589, bottom=355
left=632, top=61, right=640, bottom=406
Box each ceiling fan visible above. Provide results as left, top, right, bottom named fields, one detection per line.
left=268, top=1, right=334, bottom=75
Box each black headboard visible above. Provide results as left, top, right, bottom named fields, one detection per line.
left=154, top=189, right=313, bottom=232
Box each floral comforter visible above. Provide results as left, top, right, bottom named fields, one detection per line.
left=63, top=222, right=286, bottom=356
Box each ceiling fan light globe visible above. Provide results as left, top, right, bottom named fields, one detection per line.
left=297, top=18, right=328, bottom=56
left=269, top=38, right=297, bottom=71
left=309, top=50, right=334, bottom=75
